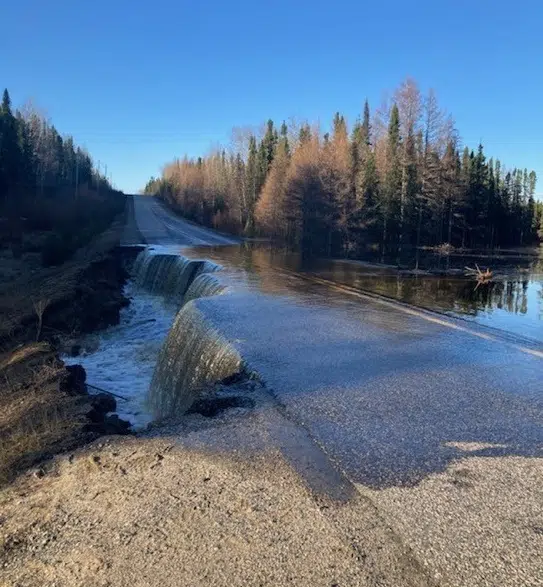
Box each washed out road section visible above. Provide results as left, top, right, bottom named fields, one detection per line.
left=126, top=195, right=542, bottom=487
left=112, top=194, right=543, bottom=586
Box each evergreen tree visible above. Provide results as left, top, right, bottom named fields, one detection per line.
left=380, top=103, right=401, bottom=256
left=361, top=100, right=371, bottom=146
left=244, top=135, right=259, bottom=234
left=527, top=171, right=537, bottom=241
left=0, top=89, right=21, bottom=201
left=279, top=122, right=290, bottom=157
left=350, top=100, right=378, bottom=250
left=260, top=119, right=277, bottom=175
left=16, top=111, right=34, bottom=189
left=257, top=140, right=267, bottom=194
left=510, top=168, right=523, bottom=244
left=442, top=140, right=461, bottom=245
left=255, top=129, right=291, bottom=240
left=464, top=145, right=489, bottom=247
left=298, top=124, right=311, bottom=145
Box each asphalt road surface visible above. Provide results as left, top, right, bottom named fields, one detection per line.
left=123, top=195, right=237, bottom=246
left=124, top=195, right=543, bottom=586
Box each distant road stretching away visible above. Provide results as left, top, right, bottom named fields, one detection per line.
left=122, top=195, right=237, bottom=246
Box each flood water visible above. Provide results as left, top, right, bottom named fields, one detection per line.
left=64, top=242, right=541, bottom=430
left=183, top=243, right=543, bottom=345
left=64, top=282, right=178, bottom=428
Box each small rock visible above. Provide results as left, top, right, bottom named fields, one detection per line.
left=70, top=344, right=81, bottom=357
left=87, top=393, right=117, bottom=422
left=104, top=414, right=131, bottom=435
left=59, top=364, right=87, bottom=395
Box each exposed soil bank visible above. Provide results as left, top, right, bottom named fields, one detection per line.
left=0, top=215, right=142, bottom=487
left=0, top=343, right=130, bottom=486
left=46, top=246, right=140, bottom=346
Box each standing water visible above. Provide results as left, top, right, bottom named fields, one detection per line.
left=64, top=243, right=543, bottom=429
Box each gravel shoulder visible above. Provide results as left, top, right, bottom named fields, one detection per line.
left=0, top=386, right=433, bottom=587
left=366, top=453, right=543, bottom=587
left=0, top=441, right=377, bottom=587
left=3, top=383, right=540, bottom=587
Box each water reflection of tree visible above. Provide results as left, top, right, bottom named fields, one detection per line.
left=321, top=262, right=536, bottom=318
left=224, top=243, right=540, bottom=320
left=457, top=280, right=529, bottom=316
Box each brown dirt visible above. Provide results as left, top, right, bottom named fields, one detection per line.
left=0, top=205, right=136, bottom=488
left=0, top=343, right=94, bottom=487
left=0, top=216, right=132, bottom=349
left=0, top=398, right=437, bottom=587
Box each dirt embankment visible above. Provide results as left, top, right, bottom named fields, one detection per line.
left=0, top=216, right=140, bottom=487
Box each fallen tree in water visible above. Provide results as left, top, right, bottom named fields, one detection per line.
left=465, top=264, right=493, bottom=289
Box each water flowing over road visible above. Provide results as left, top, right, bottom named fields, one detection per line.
left=74, top=194, right=542, bottom=586
left=122, top=195, right=542, bottom=486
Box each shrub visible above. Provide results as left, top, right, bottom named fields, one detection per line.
left=41, top=233, right=70, bottom=267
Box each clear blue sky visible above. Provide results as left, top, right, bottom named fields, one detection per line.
left=1, top=0, right=542, bottom=195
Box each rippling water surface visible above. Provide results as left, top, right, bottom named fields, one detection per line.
left=64, top=243, right=542, bottom=429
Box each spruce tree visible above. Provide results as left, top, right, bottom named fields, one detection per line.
left=361, top=99, right=371, bottom=146
left=16, top=111, right=34, bottom=190
left=279, top=122, right=290, bottom=157
left=350, top=100, right=377, bottom=250
left=381, top=104, right=401, bottom=256
left=298, top=124, right=311, bottom=145
left=260, top=119, right=277, bottom=174
left=442, top=140, right=461, bottom=245
left=257, top=140, right=268, bottom=194
left=0, top=89, right=21, bottom=202
left=527, top=171, right=537, bottom=242
left=244, top=135, right=259, bottom=234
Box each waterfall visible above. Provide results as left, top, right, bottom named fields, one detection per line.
left=132, top=249, right=220, bottom=300
left=183, top=273, right=227, bottom=305
left=131, top=247, right=235, bottom=418
left=149, top=300, right=242, bottom=418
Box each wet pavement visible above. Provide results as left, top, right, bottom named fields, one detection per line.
left=125, top=195, right=543, bottom=488
left=192, top=292, right=543, bottom=487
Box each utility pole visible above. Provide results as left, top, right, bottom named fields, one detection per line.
left=75, top=156, right=79, bottom=201
left=97, top=161, right=100, bottom=197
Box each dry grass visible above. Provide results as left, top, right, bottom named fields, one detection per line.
left=0, top=217, right=125, bottom=347
left=0, top=208, right=127, bottom=486
left=0, top=343, right=88, bottom=487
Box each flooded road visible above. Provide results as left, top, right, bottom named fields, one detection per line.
left=74, top=195, right=543, bottom=489
left=185, top=243, right=543, bottom=345
left=125, top=196, right=543, bottom=346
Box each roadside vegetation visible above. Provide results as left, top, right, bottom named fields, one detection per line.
left=0, top=87, right=127, bottom=486
left=0, top=343, right=85, bottom=486
left=144, top=77, right=542, bottom=259
left=0, top=88, right=124, bottom=266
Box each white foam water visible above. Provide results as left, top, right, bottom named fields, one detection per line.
left=63, top=282, right=178, bottom=429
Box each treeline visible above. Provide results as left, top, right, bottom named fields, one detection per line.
left=144, top=78, right=542, bottom=257
left=0, top=88, right=122, bottom=264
